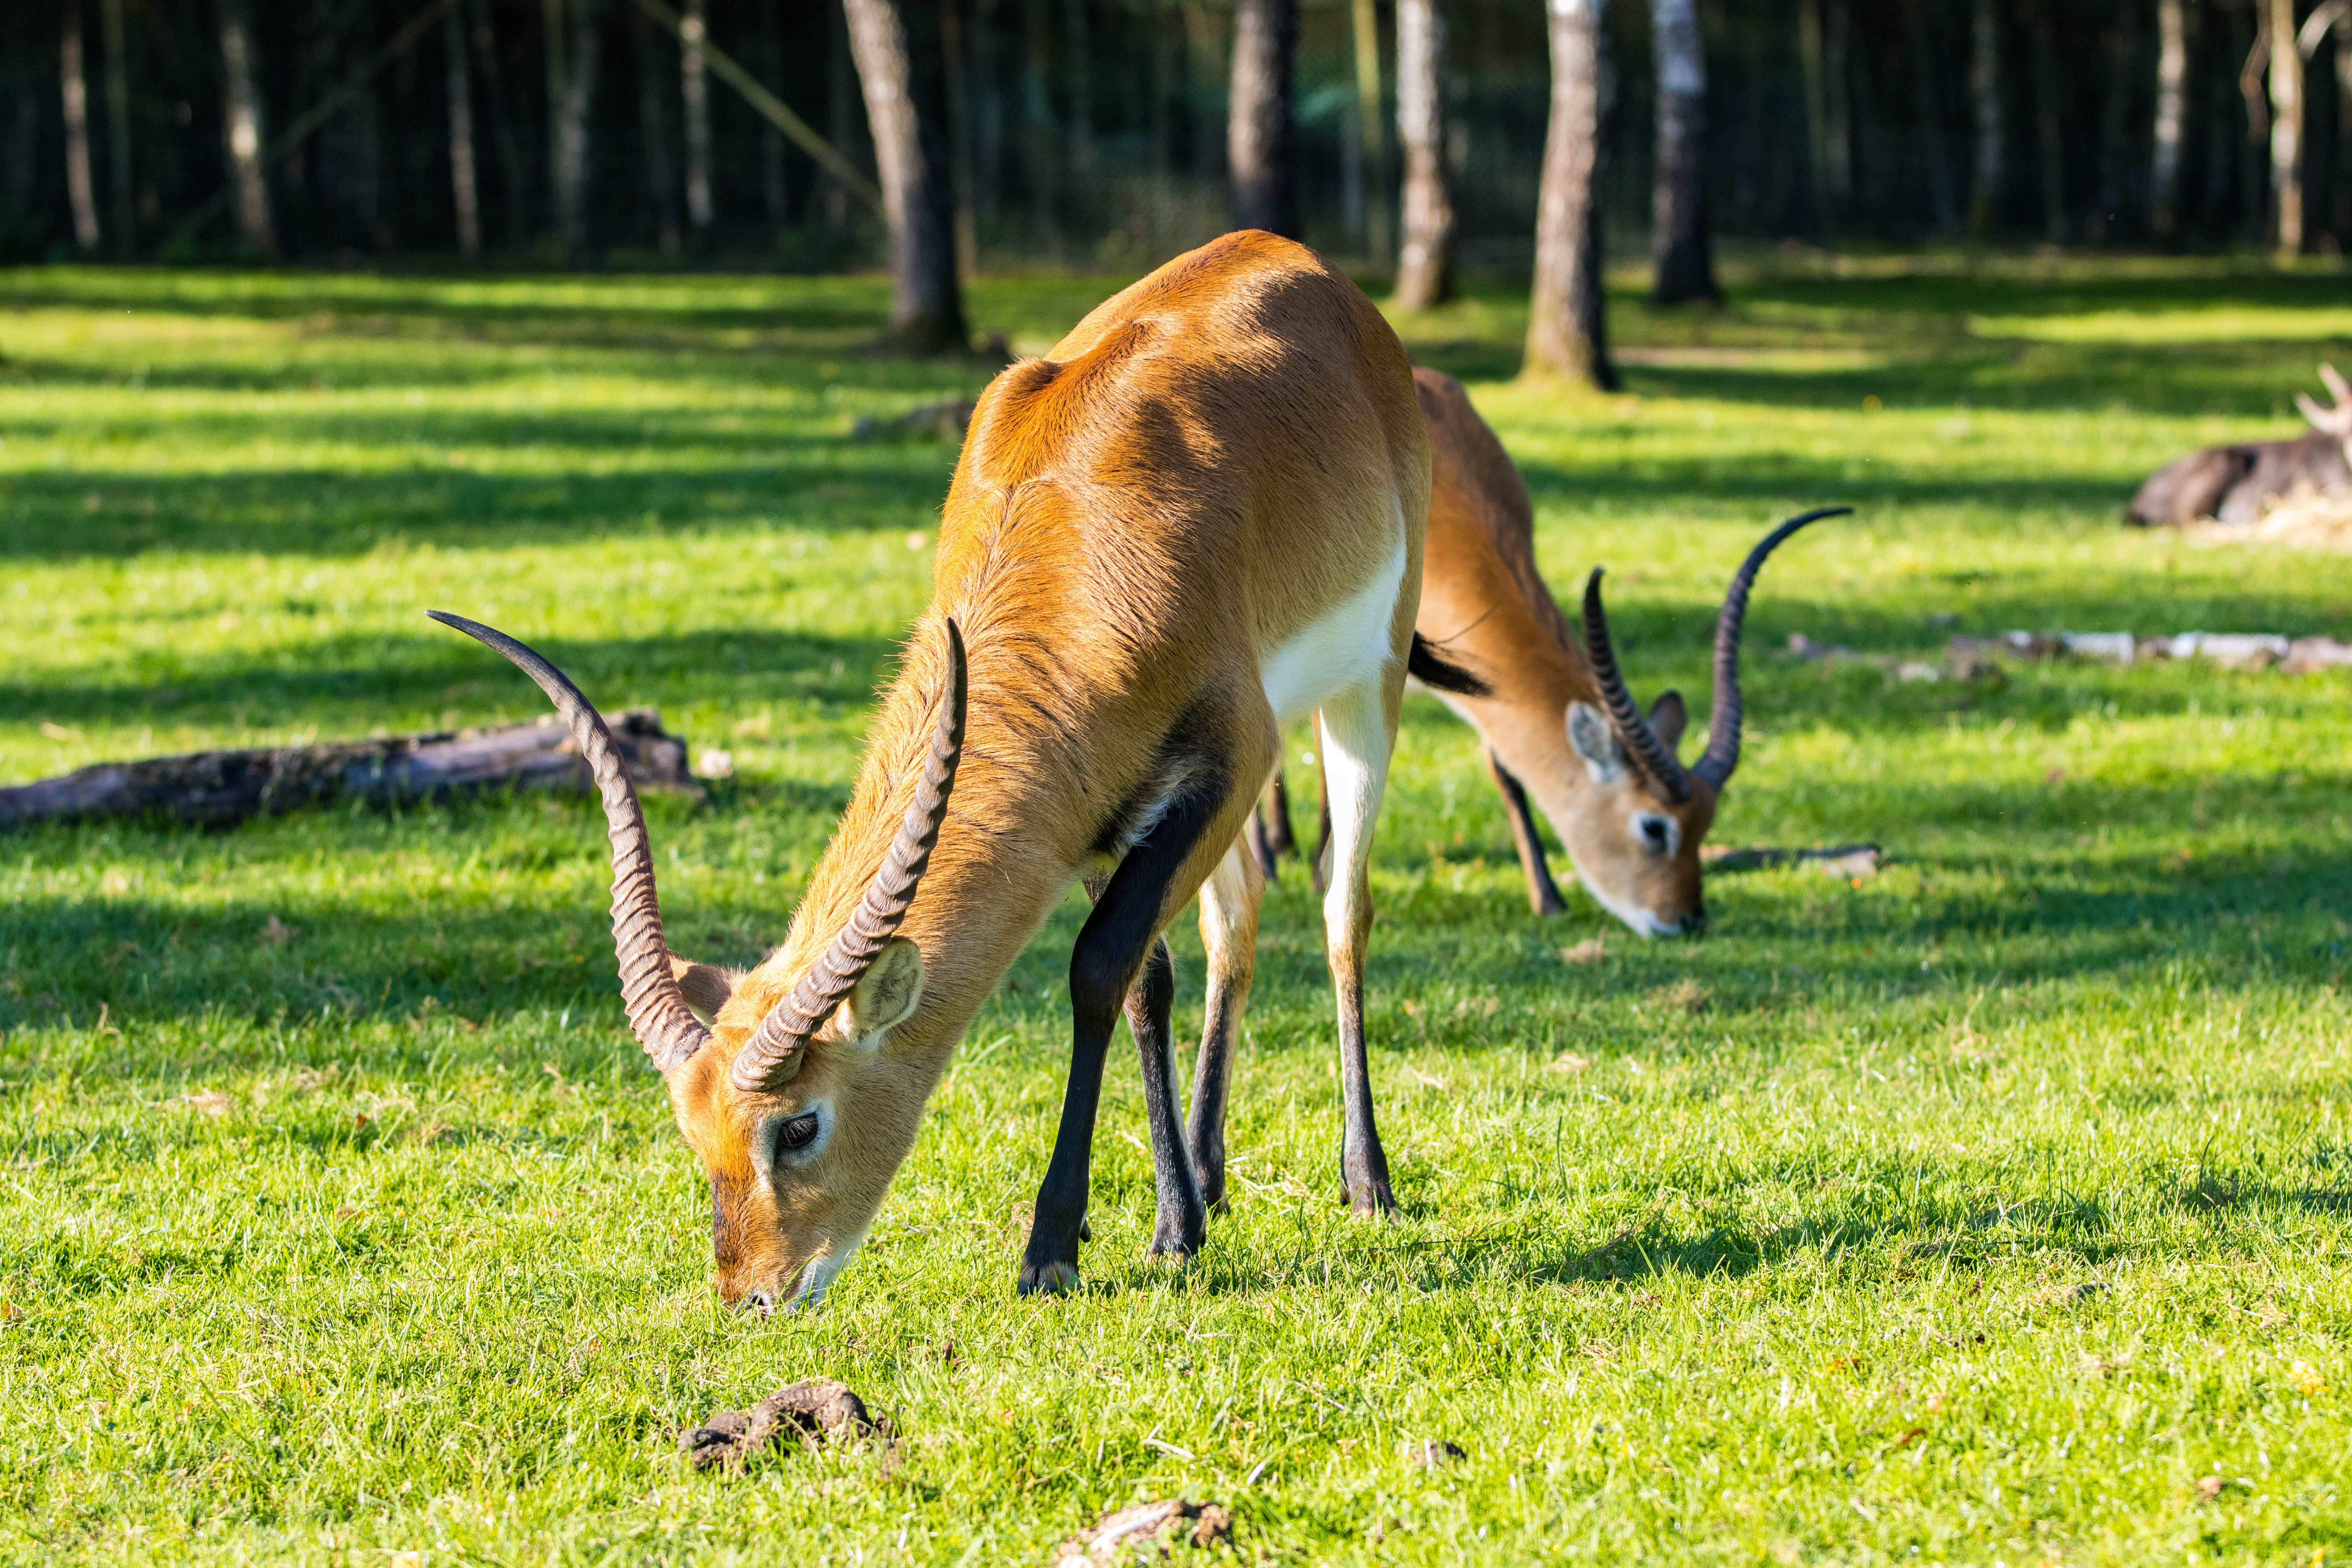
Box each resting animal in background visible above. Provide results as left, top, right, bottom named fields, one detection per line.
left=1259, top=368, right=1842, bottom=937
left=431, top=231, right=1477, bottom=1308
left=2127, top=364, right=2352, bottom=526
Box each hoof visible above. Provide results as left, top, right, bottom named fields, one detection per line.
left=1018, top=1258, right=1082, bottom=1296
left=1344, top=1178, right=1398, bottom=1220
left=1147, top=1208, right=1205, bottom=1260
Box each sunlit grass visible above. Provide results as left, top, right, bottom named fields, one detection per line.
left=2, top=259, right=2350, bottom=1564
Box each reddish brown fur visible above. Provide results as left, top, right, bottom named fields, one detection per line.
left=1408, top=367, right=1714, bottom=930
left=670, top=232, right=1431, bottom=1303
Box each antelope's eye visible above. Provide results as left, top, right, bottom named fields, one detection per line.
left=776, top=1112, right=822, bottom=1153
left=1634, top=813, right=1678, bottom=855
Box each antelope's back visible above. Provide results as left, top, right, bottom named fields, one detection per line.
left=940, top=231, right=1429, bottom=679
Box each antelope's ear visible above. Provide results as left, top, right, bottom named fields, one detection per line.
left=836, top=938, right=925, bottom=1046
left=1647, top=690, right=1688, bottom=752
left=669, top=955, right=743, bottom=1026
left=1566, top=702, right=1626, bottom=784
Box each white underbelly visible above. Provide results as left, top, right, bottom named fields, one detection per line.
left=1258, top=539, right=1408, bottom=726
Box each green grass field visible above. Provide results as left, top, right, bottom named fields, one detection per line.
left=3, top=253, right=2351, bottom=1565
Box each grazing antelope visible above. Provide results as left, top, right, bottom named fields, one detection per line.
left=433, top=230, right=1479, bottom=1307
left=2128, top=364, right=2352, bottom=526
left=1263, top=368, right=1841, bottom=936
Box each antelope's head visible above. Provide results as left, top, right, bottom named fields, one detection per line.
left=430, top=612, right=967, bottom=1314
left=1559, top=508, right=1846, bottom=937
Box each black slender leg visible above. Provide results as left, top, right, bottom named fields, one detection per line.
left=1334, top=960, right=1395, bottom=1216
left=1019, top=785, right=1222, bottom=1296
left=1125, top=938, right=1205, bottom=1257
left=1486, top=750, right=1568, bottom=915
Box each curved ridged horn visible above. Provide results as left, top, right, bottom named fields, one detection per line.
left=426, top=611, right=709, bottom=1074
left=731, top=619, right=967, bottom=1094
left=1691, top=506, right=1852, bottom=789
left=1581, top=568, right=1693, bottom=804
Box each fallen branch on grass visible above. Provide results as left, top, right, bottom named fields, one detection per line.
left=0, top=709, right=696, bottom=831
left=1702, top=843, right=1883, bottom=877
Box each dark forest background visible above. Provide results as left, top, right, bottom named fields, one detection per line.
left=0, top=0, right=2346, bottom=273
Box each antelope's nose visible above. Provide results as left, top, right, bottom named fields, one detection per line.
left=1674, top=909, right=1708, bottom=936
left=736, top=1285, right=776, bottom=1318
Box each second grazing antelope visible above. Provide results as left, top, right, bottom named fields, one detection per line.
left=1264, top=368, right=1842, bottom=936
left=2128, top=364, right=2352, bottom=526
left=430, top=231, right=1480, bottom=1307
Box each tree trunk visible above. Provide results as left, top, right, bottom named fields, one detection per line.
left=757, top=0, right=790, bottom=233
left=554, top=0, right=602, bottom=264
left=218, top=0, right=279, bottom=259
left=1526, top=0, right=1616, bottom=390
left=1393, top=0, right=1453, bottom=308
left=824, top=0, right=854, bottom=227
left=99, top=0, right=132, bottom=256
left=471, top=0, right=534, bottom=246
left=445, top=5, right=482, bottom=258
left=1649, top=0, right=1718, bottom=303
left=1907, top=0, right=1959, bottom=234
left=634, top=1, right=683, bottom=256
left=61, top=1, right=100, bottom=251
left=2338, top=22, right=2352, bottom=245
left=543, top=0, right=567, bottom=242
left=2151, top=0, right=2186, bottom=238
left=2030, top=2, right=2066, bottom=243
left=1228, top=0, right=1298, bottom=236
left=1063, top=0, right=1095, bottom=194
left=842, top=0, right=971, bottom=355
left=2272, top=0, right=2305, bottom=256
left=2088, top=3, right=2139, bottom=245
left=1967, top=0, right=2003, bottom=236
left=1181, top=0, right=1225, bottom=184
left=1350, top=0, right=1389, bottom=264
left=1823, top=0, right=1852, bottom=223
left=940, top=0, right=979, bottom=276
left=0, top=712, right=696, bottom=832
left=681, top=0, right=714, bottom=238
left=1020, top=0, right=1060, bottom=253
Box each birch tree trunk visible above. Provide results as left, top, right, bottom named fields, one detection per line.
left=2270, top=0, right=2304, bottom=256
left=1649, top=0, right=1718, bottom=303
left=444, top=5, right=483, bottom=258
left=1393, top=0, right=1453, bottom=307
left=633, top=1, right=683, bottom=256
left=1967, top=0, right=2002, bottom=236
left=2151, top=0, right=2186, bottom=238
left=1526, top=0, right=1616, bottom=389
left=681, top=0, right=714, bottom=238
left=553, top=0, right=602, bottom=264
left=99, top=0, right=131, bottom=256
left=1350, top=0, right=1389, bottom=263
left=60, top=1, right=100, bottom=251
left=842, top=0, right=971, bottom=354
left=217, top=0, right=279, bottom=259
left=1228, top=0, right=1299, bottom=236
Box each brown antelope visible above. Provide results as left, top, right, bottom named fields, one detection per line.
left=2127, top=364, right=2352, bottom=526
left=1263, top=368, right=1842, bottom=936
left=431, top=230, right=1481, bottom=1307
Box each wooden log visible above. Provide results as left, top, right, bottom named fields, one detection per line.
left=0, top=710, right=696, bottom=831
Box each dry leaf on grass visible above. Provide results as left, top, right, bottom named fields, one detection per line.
left=1404, top=1438, right=1466, bottom=1468
left=177, top=1090, right=231, bottom=1117
left=259, top=916, right=299, bottom=944
left=1560, top=938, right=1607, bottom=964
left=1547, top=1053, right=1592, bottom=1076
